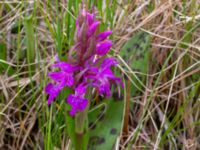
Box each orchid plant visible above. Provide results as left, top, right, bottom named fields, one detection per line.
left=45, top=6, right=121, bottom=149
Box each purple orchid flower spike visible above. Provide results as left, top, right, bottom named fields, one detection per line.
left=45, top=8, right=122, bottom=116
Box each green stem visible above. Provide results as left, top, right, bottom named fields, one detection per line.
left=74, top=110, right=89, bottom=150
left=75, top=133, right=85, bottom=150
left=75, top=110, right=87, bottom=134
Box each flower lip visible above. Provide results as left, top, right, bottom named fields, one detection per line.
left=66, top=84, right=88, bottom=116
left=67, top=94, right=88, bottom=116
left=45, top=83, right=62, bottom=105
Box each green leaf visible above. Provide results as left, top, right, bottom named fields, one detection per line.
left=119, top=31, right=151, bottom=96
left=88, top=95, right=124, bottom=150
left=24, top=15, right=35, bottom=72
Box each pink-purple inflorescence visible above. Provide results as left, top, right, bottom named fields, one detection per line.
left=45, top=8, right=121, bottom=116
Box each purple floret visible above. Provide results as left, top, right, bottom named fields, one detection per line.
left=86, top=58, right=121, bottom=97
left=66, top=84, right=88, bottom=116
left=45, top=62, right=79, bottom=104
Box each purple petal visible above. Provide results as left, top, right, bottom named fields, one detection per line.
left=65, top=75, right=74, bottom=87
left=84, top=69, right=99, bottom=80
left=45, top=83, right=54, bottom=93
left=92, top=79, right=111, bottom=97
left=88, top=21, right=100, bottom=37
left=45, top=83, right=61, bottom=105
left=104, top=69, right=120, bottom=80
left=47, top=95, right=55, bottom=105
left=66, top=94, right=77, bottom=116
left=52, top=62, right=79, bottom=72
left=86, top=12, right=94, bottom=25
left=96, top=40, right=112, bottom=56
left=101, top=57, right=118, bottom=70
left=75, top=84, right=87, bottom=95
left=48, top=71, right=74, bottom=87
left=102, top=68, right=123, bottom=89
left=69, top=109, right=76, bottom=116
left=100, top=81, right=111, bottom=97
left=77, top=98, right=88, bottom=110
left=60, top=74, right=74, bottom=87
left=97, top=30, right=112, bottom=41
left=66, top=94, right=88, bottom=116
left=48, top=71, right=66, bottom=82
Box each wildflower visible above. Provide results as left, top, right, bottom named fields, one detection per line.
left=45, top=8, right=121, bottom=116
